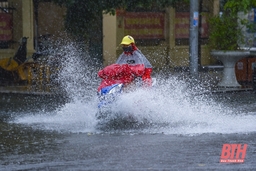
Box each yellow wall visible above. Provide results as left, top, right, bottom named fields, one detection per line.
left=139, top=46, right=168, bottom=69
left=10, top=0, right=34, bottom=57
left=0, top=1, right=66, bottom=60
left=22, top=0, right=34, bottom=55
left=9, top=0, right=22, bottom=44
left=1, top=1, right=217, bottom=69
left=103, top=13, right=117, bottom=66
left=37, top=2, right=66, bottom=39
left=103, top=2, right=217, bottom=70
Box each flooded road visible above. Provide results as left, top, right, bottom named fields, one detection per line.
left=1, top=126, right=256, bottom=171
left=0, top=90, right=256, bottom=171
left=0, top=43, right=256, bottom=170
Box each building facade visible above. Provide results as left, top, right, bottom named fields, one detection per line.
left=0, top=0, right=220, bottom=82
left=103, top=0, right=220, bottom=70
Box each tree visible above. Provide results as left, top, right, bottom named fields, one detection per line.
left=208, top=0, right=256, bottom=50
left=223, top=0, right=256, bottom=14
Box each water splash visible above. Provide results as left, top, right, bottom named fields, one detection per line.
left=47, top=40, right=101, bottom=101
left=13, top=41, right=256, bottom=135
left=14, top=100, right=98, bottom=133
left=99, top=78, right=256, bottom=135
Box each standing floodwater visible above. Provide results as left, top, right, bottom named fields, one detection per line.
left=0, top=42, right=256, bottom=170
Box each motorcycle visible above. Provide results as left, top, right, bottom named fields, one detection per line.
left=96, top=63, right=155, bottom=121
left=96, top=83, right=124, bottom=119
left=96, top=78, right=156, bottom=122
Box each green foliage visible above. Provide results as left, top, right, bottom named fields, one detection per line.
left=224, top=0, right=256, bottom=14
left=208, top=14, right=241, bottom=50
left=208, top=0, right=256, bottom=50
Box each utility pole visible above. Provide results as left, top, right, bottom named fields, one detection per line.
left=189, top=0, right=199, bottom=79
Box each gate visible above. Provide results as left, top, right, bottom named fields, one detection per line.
left=0, top=1, right=15, bottom=49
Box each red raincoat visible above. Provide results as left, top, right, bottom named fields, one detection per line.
left=98, top=44, right=153, bottom=91
left=97, top=63, right=145, bottom=91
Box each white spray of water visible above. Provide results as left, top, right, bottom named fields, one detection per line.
left=14, top=42, right=256, bottom=135
left=14, top=40, right=100, bottom=133
left=100, top=77, right=256, bottom=134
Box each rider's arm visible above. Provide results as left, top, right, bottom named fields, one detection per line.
left=142, top=68, right=152, bottom=87
left=135, top=50, right=153, bottom=86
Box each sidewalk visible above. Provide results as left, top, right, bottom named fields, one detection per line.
left=200, top=65, right=253, bottom=93
left=0, top=66, right=254, bottom=95
left=0, top=85, right=61, bottom=96
left=166, top=65, right=254, bottom=93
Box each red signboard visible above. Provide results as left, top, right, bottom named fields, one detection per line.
left=123, top=12, right=165, bottom=39
left=175, top=12, right=209, bottom=39
left=0, top=13, right=12, bottom=41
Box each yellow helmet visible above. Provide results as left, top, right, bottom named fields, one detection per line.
left=120, top=35, right=135, bottom=45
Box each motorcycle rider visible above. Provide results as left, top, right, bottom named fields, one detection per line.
left=116, top=35, right=152, bottom=86
left=97, top=35, right=153, bottom=91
